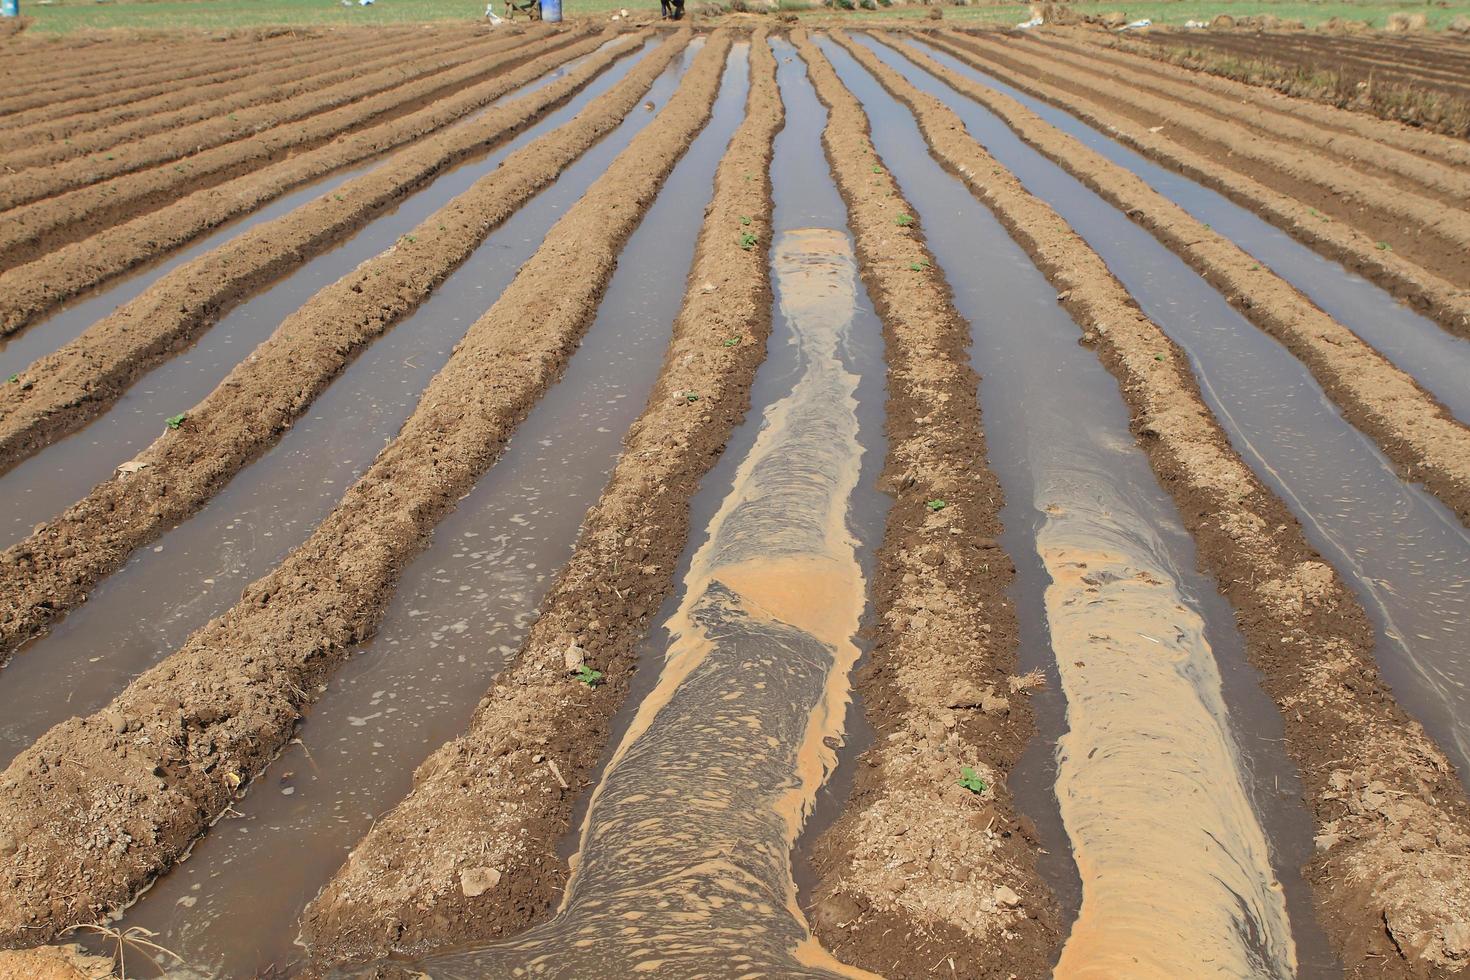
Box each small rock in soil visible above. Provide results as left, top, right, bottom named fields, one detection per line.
left=459, top=866, right=502, bottom=898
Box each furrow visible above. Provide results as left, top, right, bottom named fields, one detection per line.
left=1025, top=33, right=1470, bottom=208
left=297, top=29, right=774, bottom=967
left=0, top=31, right=624, bottom=479
left=0, top=30, right=455, bottom=168
left=0, top=31, right=674, bottom=666
left=0, top=28, right=704, bottom=946
left=1061, top=29, right=1470, bottom=172
left=0, top=28, right=582, bottom=334
left=790, top=30, right=1059, bottom=977
left=0, top=32, right=325, bottom=119
left=0, top=28, right=565, bottom=270
left=921, top=32, right=1470, bottom=340
left=0, top=30, right=519, bottom=210
left=939, top=31, right=1470, bottom=291
left=859, top=27, right=1470, bottom=974
left=872, top=34, right=1470, bottom=528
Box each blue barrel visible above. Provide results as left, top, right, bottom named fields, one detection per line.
left=0, top=0, right=18, bottom=19
left=540, top=0, right=560, bottom=22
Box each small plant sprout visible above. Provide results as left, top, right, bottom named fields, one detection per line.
left=739, top=232, right=758, bottom=251
left=1154, top=354, right=1165, bottom=362
left=574, top=665, right=604, bottom=687
left=895, top=213, right=915, bottom=227
left=1376, top=241, right=1392, bottom=251
left=871, top=164, right=883, bottom=174
left=926, top=499, right=947, bottom=512
left=6, top=374, right=17, bottom=384
left=740, top=215, right=752, bottom=226
left=723, top=336, right=742, bottom=347
left=685, top=391, right=700, bottom=403
left=958, top=766, right=988, bottom=794
left=166, top=413, right=187, bottom=430
left=909, top=263, right=924, bottom=272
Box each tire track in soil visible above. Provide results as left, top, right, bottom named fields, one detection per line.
left=97, top=42, right=747, bottom=980
left=938, top=32, right=1470, bottom=294
left=0, top=34, right=659, bottom=772
left=297, top=28, right=776, bottom=968
left=920, top=32, right=1470, bottom=341
left=0, top=28, right=584, bottom=337
left=872, top=36, right=1470, bottom=531
left=0, top=28, right=564, bottom=272
left=0, top=32, right=680, bottom=668
left=0, top=29, right=510, bottom=211
left=0, top=30, right=625, bottom=487
left=1023, top=33, right=1470, bottom=210
left=0, top=30, right=453, bottom=170
left=0, top=28, right=707, bottom=947
left=855, top=30, right=1470, bottom=975
left=785, top=32, right=1058, bottom=980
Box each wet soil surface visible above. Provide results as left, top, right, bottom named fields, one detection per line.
left=96, top=45, right=741, bottom=979
left=823, top=31, right=1331, bottom=977
left=0, top=40, right=664, bottom=773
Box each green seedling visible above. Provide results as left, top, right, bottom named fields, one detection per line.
left=739, top=232, right=758, bottom=251
left=957, top=766, right=988, bottom=794
left=871, top=165, right=883, bottom=174
left=403, top=235, right=417, bottom=244
left=685, top=392, right=700, bottom=403
left=740, top=215, right=752, bottom=226
left=334, top=194, right=344, bottom=202
left=895, top=213, right=915, bottom=227
left=1154, top=354, right=1164, bottom=361
left=1376, top=241, right=1392, bottom=251
left=165, top=413, right=186, bottom=430
left=909, top=263, right=925, bottom=272
left=1249, top=263, right=1260, bottom=271
left=926, top=499, right=946, bottom=512
left=574, top=665, right=604, bottom=687
left=723, top=336, right=742, bottom=347
left=6, top=374, right=17, bottom=384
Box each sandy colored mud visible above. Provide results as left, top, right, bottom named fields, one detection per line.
left=792, top=31, right=1059, bottom=980
left=0, top=30, right=621, bottom=476
left=0, top=30, right=485, bottom=210
left=940, top=32, right=1470, bottom=294
left=0, top=943, right=113, bottom=979
left=881, top=37, right=1470, bottom=529
left=299, top=29, right=777, bottom=967
left=854, top=31, right=1470, bottom=973
left=0, top=28, right=559, bottom=271
left=0, top=28, right=706, bottom=947
left=0, top=30, right=671, bottom=667
left=923, top=32, right=1470, bottom=341
left=0, top=31, right=430, bottom=170
left=0, top=28, right=580, bottom=334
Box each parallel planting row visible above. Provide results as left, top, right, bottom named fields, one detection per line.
left=0, top=21, right=1468, bottom=979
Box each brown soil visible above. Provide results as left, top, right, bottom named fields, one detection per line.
left=1063, top=28, right=1470, bottom=174
left=1136, top=30, right=1470, bottom=138
left=860, top=29, right=1470, bottom=974
left=793, top=30, right=1060, bottom=980
left=298, top=30, right=775, bottom=965
left=880, top=36, right=1470, bottom=530
left=0, top=28, right=702, bottom=947
left=0, top=943, right=114, bottom=979
left=1024, top=32, right=1470, bottom=211
left=0, top=27, right=559, bottom=271
left=0, top=34, right=357, bottom=152
left=940, top=31, right=1470, bottom=294
left=0, top=31, right=432, bottom=169
left=923, top=32, right=1470, bottom=342
left=0, top=31, right=329, bottom=120
left=0, top=27, right=576, bottom=334
left=0, top=30, right=480, bottom=209
left=0, top=30, right=622, bottom=477
left=0, top=30, right=669, bottom=669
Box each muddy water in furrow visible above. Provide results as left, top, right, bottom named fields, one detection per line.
left=869, top=34, right=1470, bottom=817
left=408, top=45, right=888, bottom=980
left=0, top=44, right=616, bottom=385
left=0, top=43, right=695, bottom=773
left=96, top=42, right=741, bottom=980
left=0, top=39, right=652, bottom=548
left=900, top=37, right=1470, bottom=424
left=820, top=38, right=1331, bottom=978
